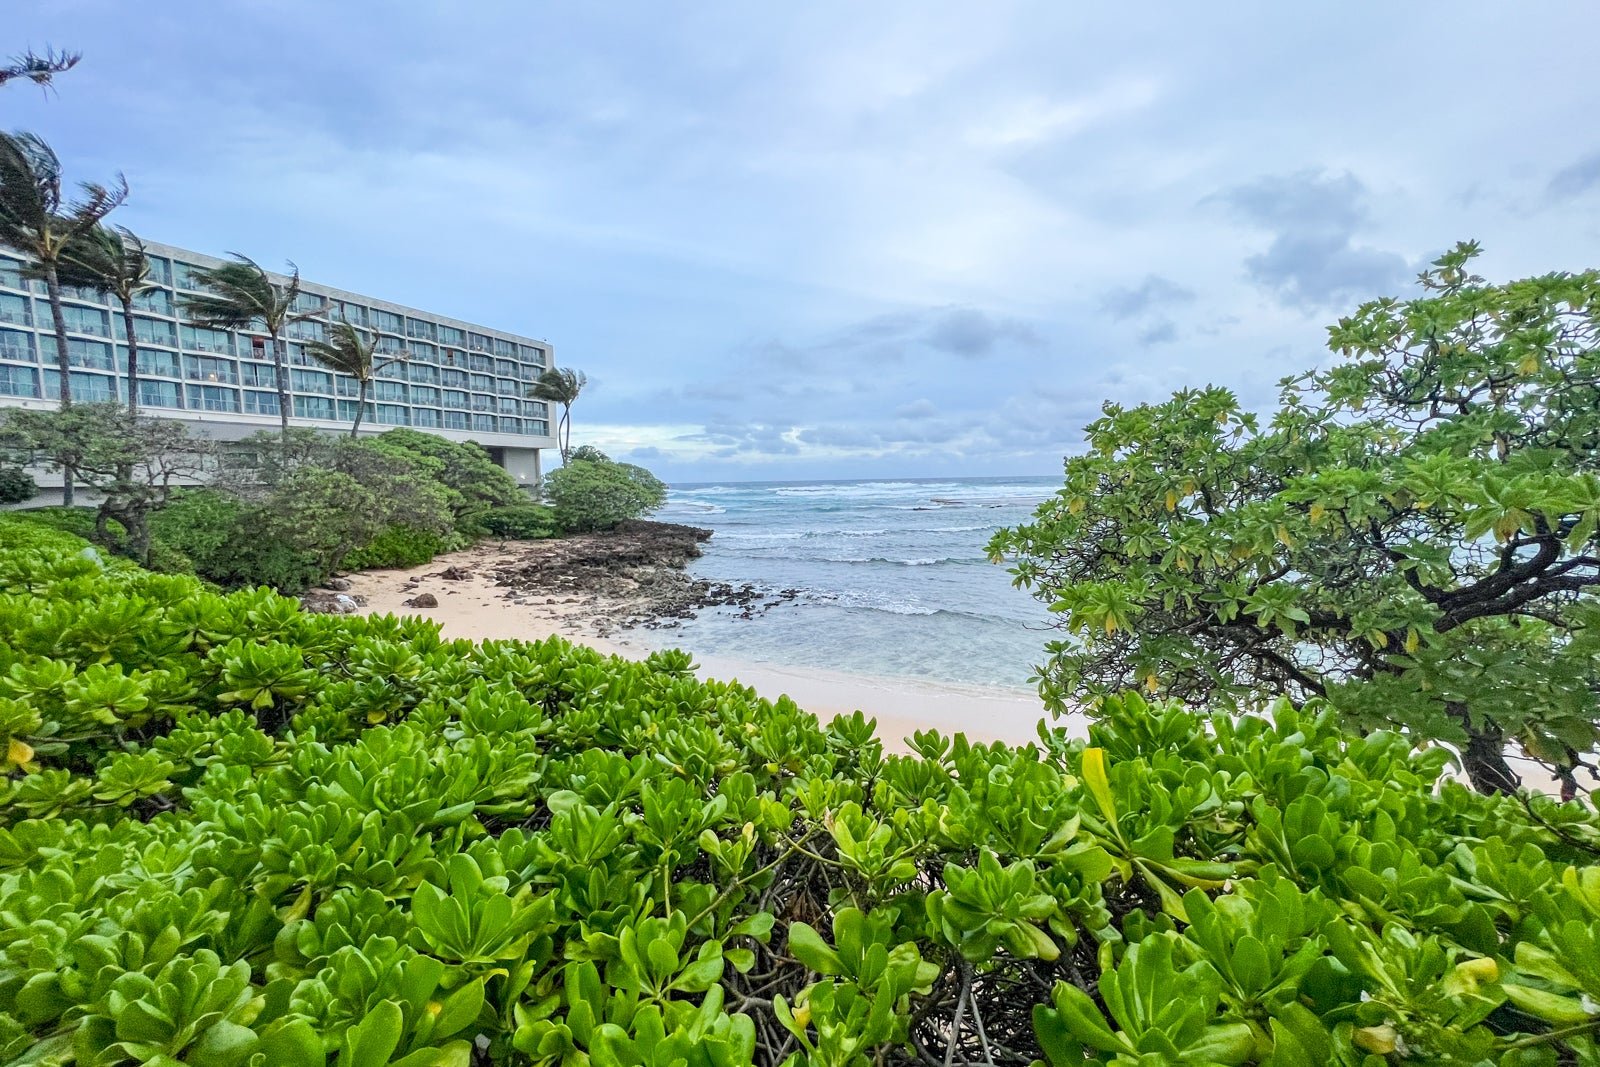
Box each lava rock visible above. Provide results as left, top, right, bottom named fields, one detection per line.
left=404, top=593, right=439, bottom=608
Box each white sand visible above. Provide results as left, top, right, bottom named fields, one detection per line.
left=343, top=544, right=1079, bottom=752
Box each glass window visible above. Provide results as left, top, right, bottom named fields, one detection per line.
left=337, top=399, right=374, bottom=423
left=286, top=319, right=324, bottom=342
left=375, top=403, right=409, bottom=425
left=144, top=257, right=172, bottom=287
left=500, top=417, right=521, bottom=434
left=498, top=396, right=519, bottom=415
left=291, top=368, right=333, bottom=394
left=0, top=293, right=33, bottom=326
left=469, top=373, right=493, bottom=392
left=123, top=347, right=183, bottom=378
left=132, top=288, right=175, bottom=315
left=496, top=378, right=519, bottom=396
left=69, top=338, right=114, bottom=370
left=443, top=410, right=467, bottom=430
left=181, top=325, right=232, bottom=355
left=337, top=301, right=367, bottom=325
left=471, top=394, right=494, bottom=412
left=116, top=315, right=178, bottom=347
left=524, top=400, right=549, bottom=419
left=239, top=361, right=276, bottom=388
left=293, top=291, right=325, bottom=313
left=0, top=364, right=37, bottom=397
left=468, top=333, right=492, bottom=352
left=410, top=385, right=440, bottom=405
left=471, top=414, right=497, bottom=433
left=294, top=395, right=335, bottom=420
left=494, top=338, right=517, bottom=357
left=468, top=353, right=494, bottom=373
left=138, top=379, right=182, bottom=409
left=409, top=363, right=440, bottom=385
left=0, top=258, right=26, bottom=290
left=493, top=358, right=517, bottom=378
left=371, top=309, right=403, bottom=334
left=412, top=408, right=440, bottom=428
left=436, top=324, right=464, bottom=346
left=336, top=377, right=361, bottom=398
left=443, top=389, right=469, bottom=409
left=184, top=355, right=237, bottom=384
left=405, top=317, right=434, bottom=340
left=519, top=344, right=545, bottom=365
left=526, top=419, right=549, bottom=436
left=0, top=328, right=32, bottom=362
left=407, top=341, right=436, bottom=362
left=242, top=390, right=279, bottom=416
left=61, top=304, right=109, bottom=336
left=173, top=261, right=207, bottom=290
left=62, top=284, right=104, bottom=305
left=440, top=348, right=465, bottom=367
left=187, top=384, right=239, bottom=412
left=441, top=368, right=468, bottom=389
left=45, top=371, right=116, bottom=402
left=374, top=381, right=406, bottom=402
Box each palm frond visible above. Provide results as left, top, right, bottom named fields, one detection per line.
left=56, top=224, right=153, bottom=301
left=306, top=320, right=381, bottom=382
left=0, top=48, right=80, bottom=91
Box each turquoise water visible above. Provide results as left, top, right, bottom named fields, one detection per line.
left=639, top=476, right=1061, bottom=689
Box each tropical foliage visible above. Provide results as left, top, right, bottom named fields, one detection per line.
left=0, top=47, right=79, bottom=91
left=530, top=367, right=587, bottom=463
left=542, top=458, right=667, bottom=533
left=0, top=520, right=1597, bottom=1066
left=307, top=322, right=405, bottom=438
left=54, top=225, right=157, bottom=414
left=991, top=244, right=1600, bottom=797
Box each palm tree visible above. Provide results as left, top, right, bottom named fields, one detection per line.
left=57, top=225, right=154, bottom=415
left=0, top=48, right=79, bottom=92
left=529, top=366, right=586, bottom=463
left=0, top=131, right=128, bottom=505
left=306, top=320, right=405, bottom=438
left=180, top=255, right=328, bottom=442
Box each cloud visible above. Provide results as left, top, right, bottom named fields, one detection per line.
left=923, top=307, right=1039, bottom=358
left=1214, top=170, right=1410, bottom=310
left=1101, top=275, right=1195, bottom=321
left=895, top=398, right=938, bottom=419
left=1137, top=319, right=1178, bottom=346
left=1548, top=150, right=1600, bottom=201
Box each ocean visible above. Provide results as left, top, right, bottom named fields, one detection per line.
left=639, top=476, right=1062, bottom=689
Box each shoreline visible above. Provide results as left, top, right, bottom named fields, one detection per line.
left=341, top=538, right=1073, bottom=750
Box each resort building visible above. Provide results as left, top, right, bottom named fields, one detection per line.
left=0, top=240, right=556, bottom=488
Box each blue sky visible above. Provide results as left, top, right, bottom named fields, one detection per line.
left=8, top=2, right=1600, bottom=481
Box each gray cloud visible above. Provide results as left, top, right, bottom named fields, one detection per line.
left=895, top=398, right=938, bottom=419
left=1101, top=275, right=1195, bottom=320
left=1215, top=170, right=1409, bottom=310
left=1137, top=319, right=1178, bottom=346
left=923, top=307, right=1039, bottom=358
left=1548, top=150, right=1600, bottom=201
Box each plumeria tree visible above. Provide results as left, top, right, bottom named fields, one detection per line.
left=992, top=243, right=1600, bottom=796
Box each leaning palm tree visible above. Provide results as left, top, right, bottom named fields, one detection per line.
left=180, top=255, right=328, bottom=442
left=529, top=366, right=586, bottom=463
left=0, top=131, right=128, bottom=505
left=57, top=225, right=154, bottom=415
left=306, top=320, right=405, bottom=438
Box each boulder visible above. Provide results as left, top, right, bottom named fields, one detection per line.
left=404, top=592, right=439, bottom=608
left=324, top=577, right=353, bottom=591
left=301, top=592, right=359, bottom=615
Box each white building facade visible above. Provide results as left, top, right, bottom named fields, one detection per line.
left=0, top=241, right=555, bottom=487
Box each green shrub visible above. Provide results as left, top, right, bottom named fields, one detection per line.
left=0, top=467, right=36, bottom=505
left=0, top=538, right=1593, bottom=1065
left=151, top=489, right=323, bottom=592
left=479, top=503, right=557, bottom=540
left=11, top=505, right=121, bottom=545
left=543, top=458, right=667, bottom=532
left=342, top=524, right=456, bottom=570
left=368, top=428, right=524, bottom=532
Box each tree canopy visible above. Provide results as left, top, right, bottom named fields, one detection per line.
left=991, top=243, right=1600, bottom=795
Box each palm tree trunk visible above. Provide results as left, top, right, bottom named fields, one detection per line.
left=42, top=261, right=75, bottom=506
left=120, top=299, right=140, bottom=417
left=271, top=328, right=291, bottom=443
left=560, top=407, right=572, bottom=463
left=351, top=379, right=367, bottom=438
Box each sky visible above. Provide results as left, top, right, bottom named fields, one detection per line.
left=7, top=2, right=1600, bottom=482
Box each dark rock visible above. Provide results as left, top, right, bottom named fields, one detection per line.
left=301, top=592, right=359, bottom=615
left=404, top=593, right=439, bottom=608
left=324, top=577, right=353, bottom=591
left=438, top=566, right=473, bottom=581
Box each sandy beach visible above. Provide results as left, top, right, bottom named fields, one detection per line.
left=343, top=542, right=1069, bottom=751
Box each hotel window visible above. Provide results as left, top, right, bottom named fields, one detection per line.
left=441, top=368, right=468, bottom=389
left=336, top=377, right=360, bottom=398
left=493, top=358, right=517, bottom=378
left=410, top=385, right=440, bottom=405
left=69, top=339, right=114, bottom=371
left=337, top=399, right=374, bottom=423
left=286, top=319, right=324, bottom=342
left=242, top=390, right=279, bottom=416
left=184, top=355, right=237, bottom=384
left=470, top=394, right=493, bottom=412
left=412, top=408, right=440, bottom=428
left=61, top=305, right=109, bottom=336
left=469, top=373, right=493, bottom=392
left=239, top=361, right=276, bottom=388
left=440, top=348, right=464, bottom=367
left=374, top=381, right=407, bottom=403
left=375, top=360, right=406, bottom=381
left=291, top=369, right=333, bottom=394
left=467, top=332, right=491, bottom=352
left=408, top=341, right=436, bottom=362
left=0, top=259, right=26, bottom=290
left=436, top=325, right=464, bottom=346
left=443, top=410, right=467, bottom=430
left=287, top=340, right=322, bottom=367
left=63, top=284, right=105, bottom=305
left=410, top=363, right=439, bottom=385
left=500, top=418, right=521, bottom=434
left=124, top=347, right=183, bottom=379
left=471, top=414, right=496, bottom=433
left=371, top=309, right=403, bottom=334
left=519, top=344, right=545, bottom=366
left=187, top=384, right=239, bottom=412
left=468, top=353, right=493, bottom=373
left=0, top=364, right=37, bottom=397
left=138, top=380, right=182, bottom=409
left=144, top=257, right=172, bottom=286
left=375, top=403, right=409, bottom=425
left=337, top=302, right=367, bottom=325
left=181, top=325, right=232, bottom=354
left=132, top=288, right=175, bottom=315
left=0, top=294, right=30, bottom=326
left=496, top=378, right=519, bottom=396
left=45, top=371, right=116, bottom=402
left=405, top=317, right=434, bottom=340
left=0, top=328, right=32, bottom=362
left=525, top=400, right=549, bottom=419
left=117, top=316, right=178, bottom=347
left=293, top=291, right=325, bottom=313
left=443, top=389, right=469, bottom=409
left=294, top=395, right=335, bottom=420
left=494, top=338, right=517, bottom=357
left=498, top=396, right=519, bottom=415
left=527, top=419, right=549, bottom=436
left=173, top=262, right=205, bottom=290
